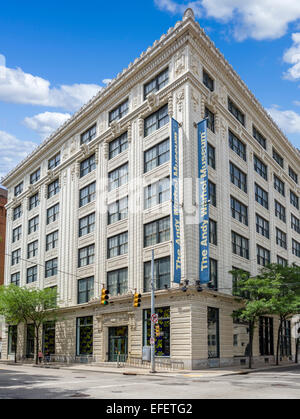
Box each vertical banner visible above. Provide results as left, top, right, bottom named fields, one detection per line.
left=171, top=118, right=181, bottom=284
left=198, top=119, right=210, bottom=284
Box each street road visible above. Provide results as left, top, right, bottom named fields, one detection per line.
left=0, top=364, right=299, bottom=399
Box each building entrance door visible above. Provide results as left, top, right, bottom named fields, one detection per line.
left=108, top=326, right=128, bottom=362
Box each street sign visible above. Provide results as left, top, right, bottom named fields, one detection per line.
left=151, top=314, right=158, bottom=324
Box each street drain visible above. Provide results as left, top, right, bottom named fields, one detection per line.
left=158, top=383, right=189, bottom=386
left=271, top=384, right=288, bottom=387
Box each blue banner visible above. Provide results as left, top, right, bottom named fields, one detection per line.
left=198, top=119, right=210, bottom=284
left=171, top=118, right=181, bottom=284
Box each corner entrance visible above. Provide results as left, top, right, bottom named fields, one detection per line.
left=108, top=326, right=128, bottom=362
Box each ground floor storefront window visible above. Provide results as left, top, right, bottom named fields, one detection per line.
left=259, top=316, right=274, bottom=356
left=208, top=307, right=219, bottom=359
left=76, top=316, right=93, bottom=356
left=143, top=307, right=170, bottom=357
left=280, top=320, right=292, bottom=357
left=8, top=325, right=17, bottom=355
left=43, top=321, right=56, bottom=356
left=26, top=324, right=35, bottom=358
left=233, top=318, right=249, bottom=357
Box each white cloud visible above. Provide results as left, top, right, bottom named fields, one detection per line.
left=283, top=33, right=300, bottom=80
left=0, top=56, right=102, bottom=111
left=0, top=130, right=38, bottom=180
left=154, top=0, right=300, bottom=40
left=267, top=107, right=300, bottom=146
left=23, top=112, right=71, bottom=139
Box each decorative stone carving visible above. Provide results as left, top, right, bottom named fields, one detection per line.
left=176, top=89, right=185, bottom=113
left=191, top=89, right=199, bottom=113
left=183, top=8, right=195, bottom=21
left=190, top=51, right=200, bottom=77
left=80, top=143, right=89, bottom=157
left=70, top=137, right=77, bottom=154
left=147, top=92, right=157, bottom=110
left=168, top=95, right=174, bottom=118
left=138, top=115, right=144, bottom=137
left=175, top=50, right=186, bottom=77
left=62, top=142, right=69, bottom=161
left=110, top=120, right=121, bottom=138
left=127, top=122, right=132, bottom=143
left=103, top=142, right=109, bottom=160
left=218, top=84, right=227, bottom=107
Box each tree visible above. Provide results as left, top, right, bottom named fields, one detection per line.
left=256, top=264, right=300, bottom=365
left=231, top=269, right=281, bottom=369
left=0, top=285, right=57, bottom=364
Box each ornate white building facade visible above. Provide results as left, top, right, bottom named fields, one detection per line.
left=1, top=9, right=299, bottom=368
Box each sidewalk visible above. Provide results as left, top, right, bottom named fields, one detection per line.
left=30, top=361, right=299, bottom=378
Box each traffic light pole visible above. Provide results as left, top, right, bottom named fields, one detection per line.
left=150, top=249, right=156, bottom=374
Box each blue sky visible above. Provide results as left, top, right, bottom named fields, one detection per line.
left=1, top=0, right=300, bottom=183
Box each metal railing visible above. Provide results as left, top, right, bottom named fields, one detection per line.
left=126, top=356, right=184, bottom=371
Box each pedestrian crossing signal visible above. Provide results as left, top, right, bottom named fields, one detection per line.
left=101, top=288, right=109, bottom=305
left=155, top=325, right=160, bottom=337
left=133, top=293, right=141, bottom=308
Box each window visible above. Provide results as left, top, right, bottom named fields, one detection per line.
left=14, top=182, right=23, bottom=197
left=48, top=153, right=60, bottom=170
left=27, top=240, right=38, bottom=259
left=291, top=214, right=300, bottom=234
left=203, top=70, right=214, bottom=92
left=280, top=320, right=292, bottom=357
left=78, top=277, right=94, bottom=304
left=143, top=307, right=170, bottom=357
left=292, top=239, right=300, bottom=257
left=47, top=179, right=60, bottom=199
left=274, top=175, right=285, bottom=196
left=257, top=245, right=271, bottom=266
left=231, top=197, right=248, bottom=226
left=232, top=268, right=250, bottom=298
left=26, top=325, right=34, bottom=357
left=229, top=131, right=246, bottom=161
left=76, top=316, right=93, bottom=356
left=46, top=231, right=58, bottom=251
left=11, top=272, right=20, bottom=286
left=80, top=154, right=96, bottom=178
left=109, top=132, right=128, bottom=160
left=289, top=167, right=298, bottom=184
left=109, top=100, right=129, bottom=124
left=232, top=231, right=249, bottom=259
left=107, top=268, right=128, bottom=296
left=275, top=200, right=286, bottom=223
left=277, top=256, right=288, bottom=267
left=8, top=326, right=17, bottom=355
left=144, top=68, right=169, bottom=99
left=259, top=317, right=274, bottom=356
left=28, top=215, right=39, bottom=234
left=205, top=107, right=215, bottom=133
left=273, top=148, right=284, bottom=168
left=45, top=258, right=58, bottom=278
left=30, top=168, right=40, bottom=184
left=78, top=244, right=95, bottom=267
left=209, top=258, right=218, bottom=290
left=276, top=228, right=287, bottom=249
left=43, top=321, right=56, bottom=354
left=228, top=98, right=245, bottom=126
left=254, top=155, right=268, bottom=180
left=108, top=232, right=128, bottom=258
left=29, top=193, right=39, bottom=210
left=27, top=266, right=38, bottom=284
left=208, top=181, right=217, bottom=207
left=80, top=124, right=97, bottom=145
left=13, top=205, right=22, bottom=221
left=144, top=177, right=170, bottom=209
left=12, top=226, right=22, bottom=243
left=108, top=197, right=128, bottom=225
left=47, top=203, right=59, bottom=224
left=79, top=213, right=95, bottom=237
left=208, top=307, right=220, bottom=359
left=144, top=104, right=169, bottom=137
left=253, top=126, right=267, bottom=149
left=255, top=183, right=268, bottom=209
left=144, top=216, right=170, bottom=247
left=290, top=191, right=299, bottom=210
left=108, top=164, right=128, bottom=191
left=79, top=182, right=96, bottom=207
left=209, top=219, right=217, bottom=245
left=11, top=249, right=21, bottom=266
left=256, top=214, right=269, bottom=239
left=144, top=257, right=170, bottom=292
left=207, top=144, right=216, bottom=169
left=230, top=162, right=247, bottom=193
left=144, top=139, right=170, bottom=173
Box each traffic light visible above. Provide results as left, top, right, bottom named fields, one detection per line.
left=101, top=288, right=109, bottom=305
left=133, top=293, right=141, bottom=308
left=155, top=324, right=160, bottom=337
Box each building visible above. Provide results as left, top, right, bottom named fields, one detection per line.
left=0, top=186, right=8, bottom=357
left=1, top=9, right=299, bottom=368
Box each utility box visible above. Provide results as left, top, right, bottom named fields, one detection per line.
left=142, top=346, right=151, bottom=362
